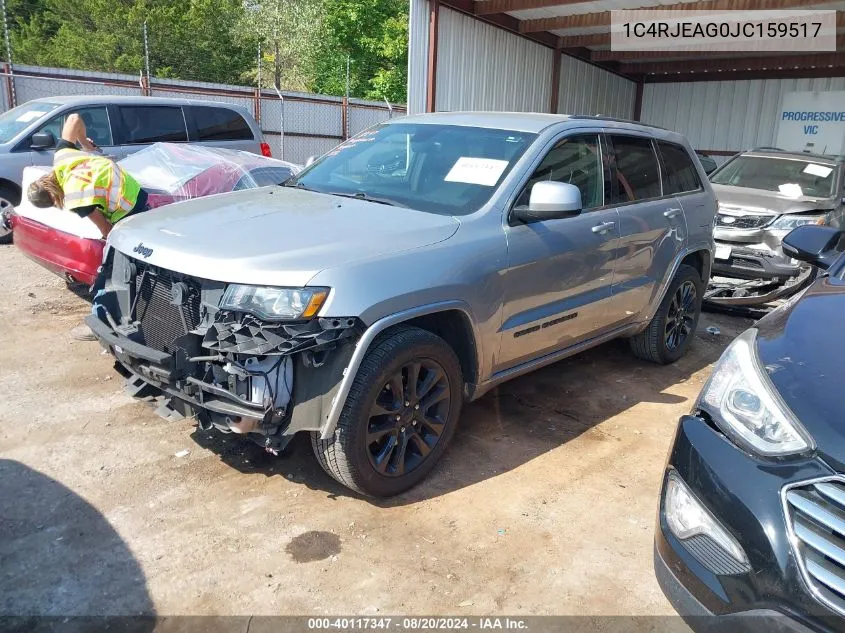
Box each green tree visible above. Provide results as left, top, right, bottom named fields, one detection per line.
left=8, top=0, right=144, bottom=72
left=310, top=0, right=407, bottom=103
left=233, top=0, right=323, bottom=91
left=145, top=0, right=254, bottom=84
left=2, top=0, right=408, bottom=102
left=6, top=0, right=251, bottom=84
left=366, top=11, right=407, bottom=103
left=4, top=0, right=56, bottom=65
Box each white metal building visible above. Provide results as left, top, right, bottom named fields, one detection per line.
left=408, top=0, right=845, bottom=162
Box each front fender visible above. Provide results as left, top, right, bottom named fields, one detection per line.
left=318, top=300, right=481, bottom=439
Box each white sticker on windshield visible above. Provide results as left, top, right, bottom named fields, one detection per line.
left=444, top=157, right=509, bottom=187
left=778, top=183, right=804, bottom=198
left=803, top=163, right=833, bottom=178
left=16, top=110, right=46, bottom=123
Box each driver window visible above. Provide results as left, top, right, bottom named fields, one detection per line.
left=33, top=106, right=113, bottom=148
left=35, top=113, right=64, bottom=147
left=515, top=134, right=606, bottom=211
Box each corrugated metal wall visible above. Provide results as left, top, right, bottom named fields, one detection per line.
left=557, top=54, right=636, bottom=119
left=435, top=7, right=553, bottom=113
left=408, top=3, right=634, bottom=118
left=407, top=0, right=429, bottom=115
left=641, top=77, right=845, bottom=154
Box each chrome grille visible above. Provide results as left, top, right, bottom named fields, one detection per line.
left=133, top=261, right=202, bottom=353
left=785, top=477, right=845, bottom=615
left=716, top=212, right=774, bottom=229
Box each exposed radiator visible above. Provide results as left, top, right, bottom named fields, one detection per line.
left=133, top=261, right=202, bottom=353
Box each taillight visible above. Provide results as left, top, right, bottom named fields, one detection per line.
left=260, top=142, right=272, bottom=157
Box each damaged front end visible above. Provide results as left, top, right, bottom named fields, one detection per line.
left=706, top=205, right=825, bottom=310
left=87, top=249, right=362, bottom=452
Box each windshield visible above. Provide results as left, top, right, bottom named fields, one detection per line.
left=291, top=123, right=537, bottom=215
left=711, top=155, right=836, bottom=198
left=0, top=101, right=60, bottom=144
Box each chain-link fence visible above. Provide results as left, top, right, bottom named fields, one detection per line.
left=0, top=64, right=405, bottom=165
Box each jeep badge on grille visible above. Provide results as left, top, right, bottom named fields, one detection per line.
left=133, top=243, right=153, bottom=258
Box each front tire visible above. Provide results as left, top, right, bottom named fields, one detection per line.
left=311, top=326, right=463, bottom=497
left=629, top=264, right=703, bottom=364
left=0, top=183, right=20, bottom=245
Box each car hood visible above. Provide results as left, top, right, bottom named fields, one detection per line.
left=108, top=187, right=460, bottom=287
left=756, top=276, right=845, bottom=469
left=712, top=183, right=836, bottom=215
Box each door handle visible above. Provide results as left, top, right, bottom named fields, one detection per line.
left=664, top=207, right=682, bottom=219
left=591, top=221, right=615, bottom=234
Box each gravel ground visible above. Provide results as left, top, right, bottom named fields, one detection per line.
left=0, top=243, right=752, bottom=621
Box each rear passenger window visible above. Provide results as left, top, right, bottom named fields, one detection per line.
left=658, top=141, right=702, bottom=194
left=515, top=134, right=609, bottom=211
left=191, top=106, right=253, bottom=141
left=608, top=135, right=662, bottom=203
left=118, top=106, right=187, bottom=144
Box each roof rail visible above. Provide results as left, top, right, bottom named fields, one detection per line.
left=568, top=114, right=670, bottom=131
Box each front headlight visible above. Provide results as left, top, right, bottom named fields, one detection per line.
left=220, top=285, right=329, bottom=320
left=769, top=214, right=826, bottom=231
left=698, top=328, right=813, bottom=457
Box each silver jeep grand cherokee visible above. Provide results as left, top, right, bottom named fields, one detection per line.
left=88, top=113, right=717, bottom=496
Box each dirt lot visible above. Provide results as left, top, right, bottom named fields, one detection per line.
left=0, top=243, right=752, bottom=619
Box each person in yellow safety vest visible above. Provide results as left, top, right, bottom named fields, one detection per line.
left=26, top=113, right=150, bottom=238
left=27, top=114, right=151, bottom=342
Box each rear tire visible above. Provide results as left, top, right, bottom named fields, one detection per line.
left=629, top=264, right=703, bottom=364
left=0, top=183, right=20, bottom=245
left=311, top=326, right=463, bottom=497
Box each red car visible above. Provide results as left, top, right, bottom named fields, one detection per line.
left=8, top=143, right=298, bottom=286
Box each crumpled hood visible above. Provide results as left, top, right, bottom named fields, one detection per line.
left=108, top=187, right=460, bottom=287
left=712, top=184, right=836, bottom=215
left=756, top=276, right=845, bottom=469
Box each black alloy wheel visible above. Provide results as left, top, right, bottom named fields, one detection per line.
left=311, top=326, right=463, bottom=497
left=665, top=280, right=697, bottom=351
left=629, top=263, right=703, bottom=364
left=366, top=360, right=451, bottom=477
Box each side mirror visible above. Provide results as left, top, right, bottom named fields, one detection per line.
left=305, top=155, right=317, bottom=167
left=782, top=224, right=844, bottom=270
left=513, top=181, right=582, bottom=223
left=30, top=131, right=55, bottom=150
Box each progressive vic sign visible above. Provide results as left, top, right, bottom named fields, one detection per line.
left=776, top=91, right=845, bottom=155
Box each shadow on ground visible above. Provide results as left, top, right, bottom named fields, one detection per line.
left=191, top=316, right=751, bottom=505
left=0, top=459, right=155, bottom=632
